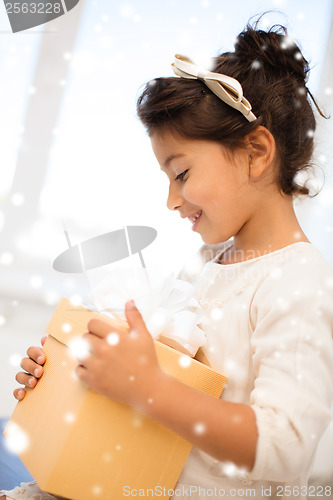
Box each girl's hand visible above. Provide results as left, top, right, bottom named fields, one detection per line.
left=13, top=336, right=47, bottom=401
left=76, top=301, right=163, bottom=410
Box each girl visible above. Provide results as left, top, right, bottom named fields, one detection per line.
left=2, top=20, right=333, bottom=500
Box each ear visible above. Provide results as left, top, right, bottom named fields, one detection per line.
left=245, top=126, right=276, bottom=179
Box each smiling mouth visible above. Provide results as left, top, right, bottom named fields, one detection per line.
left=188, top=210, right=202, bottom=224
left=188, top=211, right=202, bottom=231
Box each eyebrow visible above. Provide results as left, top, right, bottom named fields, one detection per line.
left=163, top=153, right=185, bottom=169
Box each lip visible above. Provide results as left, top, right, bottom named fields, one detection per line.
left=180, top=210, right=202, bottom=231
left=181, top=210, right=202, bottom=219
left=191, top=211, right=202, bottom=231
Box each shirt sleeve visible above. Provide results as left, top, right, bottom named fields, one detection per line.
left=248, top=255, right=333, bottom=482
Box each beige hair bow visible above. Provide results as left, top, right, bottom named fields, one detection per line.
left=171, top=54, right=257, bottom=122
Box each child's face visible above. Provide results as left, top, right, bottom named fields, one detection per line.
left=151, top=130, right=257, bottom=245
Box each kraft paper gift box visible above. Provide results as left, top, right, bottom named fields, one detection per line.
left=4, top=297, right=227, bottom=500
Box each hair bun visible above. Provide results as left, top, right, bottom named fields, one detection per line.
left=234, top=24, right=309, bottom=84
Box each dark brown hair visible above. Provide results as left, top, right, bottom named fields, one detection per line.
left=137, top=20, right=327, bottom=196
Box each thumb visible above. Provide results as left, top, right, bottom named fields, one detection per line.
left=125, top=300, right=148, bottom=335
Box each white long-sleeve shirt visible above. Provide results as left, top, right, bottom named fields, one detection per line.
left=172, top=241, right=333, bottom=500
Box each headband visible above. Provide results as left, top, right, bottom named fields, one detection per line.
left=171, top=54, right=257, bottom=123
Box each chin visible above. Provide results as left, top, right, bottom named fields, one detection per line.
left=200, top=234, right=227, bottom=246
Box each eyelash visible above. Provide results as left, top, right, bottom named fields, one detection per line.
left=175, top=169, right=189, bottom=182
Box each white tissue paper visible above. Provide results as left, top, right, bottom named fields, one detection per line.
left=90, top=264, right=206, bottom=357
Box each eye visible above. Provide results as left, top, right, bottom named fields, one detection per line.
left=175, top=169, right=189, bottom=182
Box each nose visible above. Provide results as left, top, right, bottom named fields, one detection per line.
left=166, top=183, right=183, bottom=211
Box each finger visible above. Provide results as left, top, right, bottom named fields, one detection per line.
left=81, top=332, right=104, bottom=353
left=20, top=357, right=44, bottom=377
left=75, top=364, right=90, bottom=384
left=125, top=300, right=147, bottom=335
left=41, top=336, right=47, bottom=347
left=26, top=346, right=46, bottom=365
left=13, top=388, right=26, bottom=401
left=87, top=319, right=124, bottom=339
left=15, top=372, right=38, bottom=388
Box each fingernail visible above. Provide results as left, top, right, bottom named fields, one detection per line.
left=28, top=378, right=34, bottom=387
left=127, top=300, right=135, bottom=307
left=18, top=389, right=25, bottom=399
left=34, top=368, right=40, bottom=377
left=37, top=356, right=44, bottom=364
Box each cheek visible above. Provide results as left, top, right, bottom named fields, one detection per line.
left=210, top=182, right=245, bottom=219
left=182, top=179, right=200, bottom=201
left=183, top=181, right=216, bottom=213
